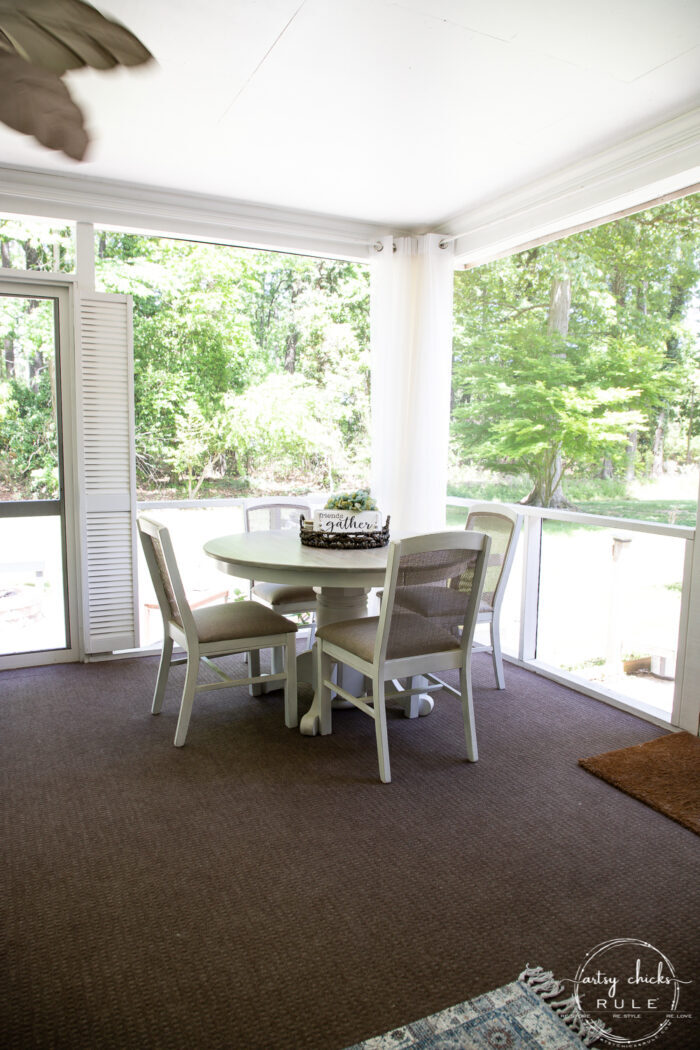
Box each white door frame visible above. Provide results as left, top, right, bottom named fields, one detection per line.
left=0, top=271, right=82, bottom=669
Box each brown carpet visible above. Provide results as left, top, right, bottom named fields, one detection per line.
left=579, top=731, right=700, bottom=835
left=1, top=654, right=699, bottom=1050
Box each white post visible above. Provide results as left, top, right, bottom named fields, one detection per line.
left=519, top=515, right=542, bottom=662
left=75, top=221, right=95, bottom=293
left=673, top=474, right=700, bottom=733
left=369, top=234, right=454, bottom=535
left=606, top=535, right=632, bottom=669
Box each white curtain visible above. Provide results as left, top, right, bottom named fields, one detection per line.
left=370, top=233, right=455, bottom=535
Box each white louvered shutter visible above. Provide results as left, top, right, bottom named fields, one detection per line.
left=76, top=293, right=139, bottom=654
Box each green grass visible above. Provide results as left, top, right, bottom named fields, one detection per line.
left=573, top=499, right=696, bottom=527
left=446, top=474, right=697, bottom=529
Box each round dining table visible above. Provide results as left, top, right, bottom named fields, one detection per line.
left=203, top=529, right=433, bottom=734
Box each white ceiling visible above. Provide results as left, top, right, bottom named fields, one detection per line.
left=0, top=0, right=699, bottom=229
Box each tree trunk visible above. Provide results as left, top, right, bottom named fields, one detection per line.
left=625, top=428, right=638, bottom=480
left=3, top=336, right=14, bottom=378
left=652, top=408, right=666, bottom=478
left=611, top=267, right=626, bottom=306
left=283, top=330, right=298, bottom=374
left=600, top=455, right=614, bottom=480
left=23, top=242, right=41, bottom=270
left=547, top=275, right=571, bottom=337
left=523, top=275, right=571, bottom=507
left=636, top=280, right=648, bottom=315
left=522, top=449, right=569, bottom=507
left=1, top=240, right=11, bottom=268
left=29, top=350, right=44, bottom=388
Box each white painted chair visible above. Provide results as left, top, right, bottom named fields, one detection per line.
left=138, top=515, right=298, bottom=746
left=464, top=503, right=522, bottom=688
left=244, top=499, right=318, bottom=624
left=314, top=530, right=491, bottom=783
left=395, top=503, right=522, bottom=689
left=244, top=500, right=318, bottom=687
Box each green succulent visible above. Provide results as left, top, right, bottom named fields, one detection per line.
left=325, top=489, right=377, bottom=512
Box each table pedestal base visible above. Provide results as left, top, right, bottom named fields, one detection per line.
left=247, top=584, right=434, bottom=735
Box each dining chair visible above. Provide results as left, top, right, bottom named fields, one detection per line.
left=244, top=499, right=318, bottom=624
left=244, top=499, right=318, bottom=688
left=138, top=515, right=298, bottom=746
left=394, top=503, right=522, bottom=689
left=465, top=503, right=523, bottom=688
left=314, top=530, right=491, bottom=783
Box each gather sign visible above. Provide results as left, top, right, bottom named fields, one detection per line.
left=313, top=510, right=382, bottom=533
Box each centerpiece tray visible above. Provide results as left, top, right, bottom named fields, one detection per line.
left=299, top=515, right=390, bottom=549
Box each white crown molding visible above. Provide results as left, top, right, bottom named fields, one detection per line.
left=2, top=107, right=699, bottom=265
left=442, top=107, right=700, bottom=266
left=0, top=165, right=388, bottom=261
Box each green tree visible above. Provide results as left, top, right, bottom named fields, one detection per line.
left=96, top=233, right=371, bottom=495
left=451, top=194, right=700, bottom=505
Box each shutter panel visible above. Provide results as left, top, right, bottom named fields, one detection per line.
left=76, top=293, right=139, bottom=654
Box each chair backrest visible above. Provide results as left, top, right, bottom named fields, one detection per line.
left=464, top=502, right=523, bottom=611
left=244, top=500, right=311, bottom=533
left=137, top=515, right=197, bottom=639
left=376, top=530, right=491, bottom=665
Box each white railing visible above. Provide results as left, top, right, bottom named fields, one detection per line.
left=448, top=497, right=695, bottom=728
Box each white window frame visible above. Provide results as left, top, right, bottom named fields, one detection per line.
left=0, top=271, right=81, bottom=669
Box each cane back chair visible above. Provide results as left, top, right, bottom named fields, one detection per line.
left=138, top=515, right=298, bottom=746
left=314, top=530, right=491, bottom=783
left=395, top=503, right=522, bottom=689
left=244, top=499, right=318, bottom=623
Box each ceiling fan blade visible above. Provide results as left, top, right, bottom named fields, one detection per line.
left=0, top=49, right=88, bottom=159
left=0, top=0, right=153, bottom=74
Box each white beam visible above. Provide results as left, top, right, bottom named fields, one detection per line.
left=0, top=165, right=387, bottom=263
left=442, top=107, right=700, bottom=267
left=75, top=221, right=95, bottom=293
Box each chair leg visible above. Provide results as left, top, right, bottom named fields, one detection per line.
left=284, top=634, right=298, bottom=729
left=373, top=676, right=391, bottom=784
left=317, top=645, right=334, bottom=736
left=248, top=649, right=262, bottom=696
left=491, top=618, right=505, bottom=689
left=152, top=635, right=173, bottom=714
left=459, top=659, right=478, bottom=762
left=174, top=655, right=199, bottom=747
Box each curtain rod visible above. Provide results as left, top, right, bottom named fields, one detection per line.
left=372, top=238, right=451, bottom=252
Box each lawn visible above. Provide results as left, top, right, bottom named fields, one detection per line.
left=446, top=471, right=698, bottom=528
left=447, top=470, right=696, bottom=715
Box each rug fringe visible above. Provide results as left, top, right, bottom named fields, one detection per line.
left=519, top=964, right=564, bottom=999
left=519, top=966, right=608, bottom=1047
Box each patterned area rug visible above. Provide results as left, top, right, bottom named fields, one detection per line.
left=579, top=731, right=700, bottom=835
left=342, top=967, right=598, bottom=1049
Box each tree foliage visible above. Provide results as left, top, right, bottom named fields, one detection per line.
left=101, top=236, right=371, bottom=496
left=2, top=197, right=698, bottom=508
left=1, top=225, right=371, bottom=498
left=451, top=194, right=700, bottom=504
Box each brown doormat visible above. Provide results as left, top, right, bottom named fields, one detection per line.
left=579, top=731, right=700, bottom=835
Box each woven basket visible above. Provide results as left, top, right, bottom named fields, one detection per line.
left=300, top=515, right=390, bottom=549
